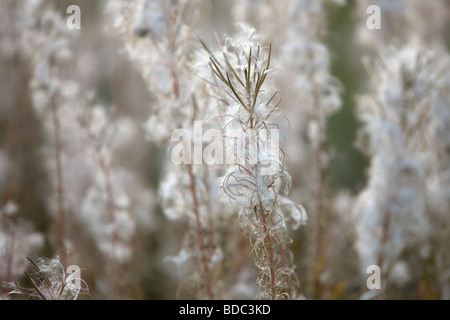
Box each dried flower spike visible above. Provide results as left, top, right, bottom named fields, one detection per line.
left=204, top=29, right=307, bottom=300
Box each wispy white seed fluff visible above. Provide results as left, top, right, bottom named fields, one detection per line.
left=354, top=38, right=450, bottom=293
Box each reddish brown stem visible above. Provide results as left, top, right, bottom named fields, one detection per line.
left=186, top=163, right=214, bottom=299
left=50, top=97, right=66, bottom=257
left=5, top=226, right=17, bottom=286
left=83, top=115, right=121, bottom=299
left=257, top=194, right=276, bottom=300
left=96, top=144, right=121, bottom=300
left=171, top=47, right=214, bottom=297
left=202, top=166, right=215, bottom=247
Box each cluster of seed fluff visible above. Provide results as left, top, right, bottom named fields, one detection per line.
left=353, top=38, right=450, bottom=296
left=105, top=0, right=204, bottom=145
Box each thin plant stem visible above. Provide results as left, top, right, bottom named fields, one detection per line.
left=186, top=162, right=214, bottom=299
left=257, top=193, right=276, bottom=300
left=50, top=96, right=66, bottom=258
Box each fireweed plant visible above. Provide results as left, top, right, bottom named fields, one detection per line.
left=107, top=0, right=306, bottom=298
left=231, top=0, right=344, bottom=299
left=200, top=30, right=307, bottom=300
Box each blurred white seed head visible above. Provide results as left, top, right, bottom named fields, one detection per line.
left=354, top=37, right=450, bottom=275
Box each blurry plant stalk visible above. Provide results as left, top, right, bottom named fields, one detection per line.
left=205, top=41, right=301, bottom=299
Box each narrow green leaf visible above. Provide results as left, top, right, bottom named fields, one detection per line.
left=261, top=99, right=282, bottom=122
left=223, top=53, right=246, bottom=89
left=266, top=91, right=278, bottom=106
left=266, top=44, right=272, bottom=70
left=227, top=72, right=247, bottom=110
left=210, top=66, right=226, bottom=84
left=261, top=69, right=268, bottom=84
left=197, top=35, right=213, bottom=56
left=197, top=35, right=211, bottom=53
left=198, top=36, right=224, bottom=70
left=26, top=257, right=51, bottom=288
left=24, top=271, right=47, bottom=300
left=60, top=280, right=67, bottom=296
left=209, top=58, right=227, bottom=84
left=247, top=46, right=252, bottom=90
left=252, top=70, right=263, bottom=110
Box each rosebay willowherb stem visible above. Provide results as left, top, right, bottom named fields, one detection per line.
left=204, top=30, right=307, bottom=299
